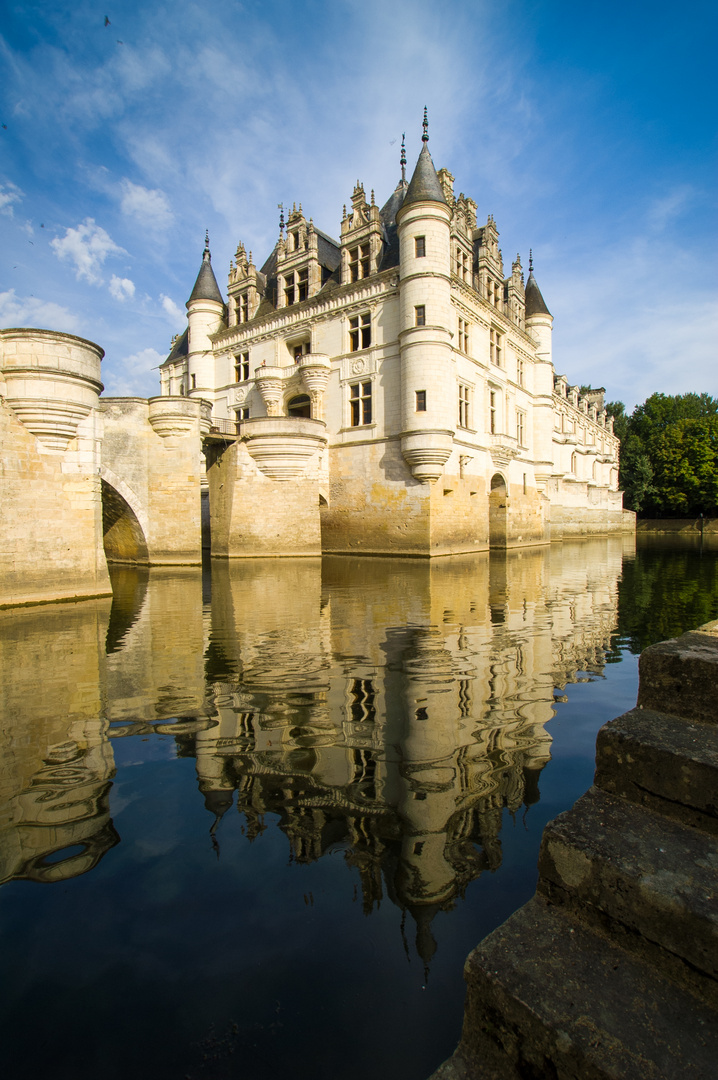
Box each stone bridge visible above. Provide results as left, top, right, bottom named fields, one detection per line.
left=1, top=328, right=328, bottom=607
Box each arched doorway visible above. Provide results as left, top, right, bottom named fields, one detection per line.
left=101, top=480, right=149, bottom=564
left=489, top=472, right=508, bottom=548
left=287, top=394, right=311, bottom=418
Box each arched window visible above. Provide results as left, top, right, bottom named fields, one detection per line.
left=287, top=394, right=311, bottom=418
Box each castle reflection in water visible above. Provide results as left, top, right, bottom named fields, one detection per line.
left=0, top=538, right=630, bottom=962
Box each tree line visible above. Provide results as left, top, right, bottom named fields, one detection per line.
left=604, top=393, right=718, bottom=518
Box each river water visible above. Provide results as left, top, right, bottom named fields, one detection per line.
left=1, top=537, right=717, bottom=1080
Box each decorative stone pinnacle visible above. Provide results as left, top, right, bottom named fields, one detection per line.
left=422, top=106, right=429, bottom=142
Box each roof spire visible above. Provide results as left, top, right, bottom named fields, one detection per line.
left=278, top=203, right=285, bottom=236
left=529, top=248, right=533, bottom=273
left=400, top=133, right=406, bottom=183
left=187, top=230, right=224, bottom=306
left=422, top=106, right=429, bottom=142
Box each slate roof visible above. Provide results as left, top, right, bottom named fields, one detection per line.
left=525, top=271, right=551, bottom=317
left=160, top=326, right=188, bottom=369
left=378, top=179, right=407, bottom=271
left=402, top=143, right=447, bottom=209
left=187, top=246, right=224, bottom=305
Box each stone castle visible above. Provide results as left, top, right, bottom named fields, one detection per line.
left=0, top=116, right=633, bottom=607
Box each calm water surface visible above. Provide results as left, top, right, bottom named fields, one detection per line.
left=1, top=537, right=717, bottom=1080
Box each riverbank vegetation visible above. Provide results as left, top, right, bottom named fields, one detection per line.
left=605, top=393, right=718, bottom=517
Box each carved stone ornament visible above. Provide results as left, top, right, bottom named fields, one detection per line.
left=351, top=358, right=365, bottom=375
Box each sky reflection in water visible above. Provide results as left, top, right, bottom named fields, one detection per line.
left=1, top=537, right=716, bottom=1080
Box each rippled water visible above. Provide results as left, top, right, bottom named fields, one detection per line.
left=1, top=537, right=717, bottom=1080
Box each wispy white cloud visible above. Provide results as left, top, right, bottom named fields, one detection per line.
left=109, top=274, right=136, bottom=301
left=119, top=180, right=173, bottom=231
left=0, top=181, right=23, bottom=216
left=103, top=347, right=164, bottom=397
left=50, top=218, right=125, bottom=284
left=160, top=294, right=184, bottom=325
left=646, top=186, right=694, bottom=232
left=0, top=289, right=80, bottom=332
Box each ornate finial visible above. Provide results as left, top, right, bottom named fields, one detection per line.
left=422, top=106, right=429, bottom=142
left=278, top=203, right=285, bottom=235
left=204, top=230, right=210, bottom=259
left=529, top=248, right=533, bottom=272
left=400, top=133, right=406, bottom=183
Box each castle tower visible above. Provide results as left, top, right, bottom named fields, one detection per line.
left=396, top=112, right=455, bottom=483
left=186, top=232, right=226, bottom=403
left=524, top=253, right=555, bottom=490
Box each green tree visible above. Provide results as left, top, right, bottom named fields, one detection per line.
left=646, top=417, right=718, bottom=517
left=613, top=393, right=718, bottom=517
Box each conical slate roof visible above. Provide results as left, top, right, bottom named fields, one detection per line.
left=525, top=270, right=551, bottom=318
left=403, top=142, right=447, bottom=209
left=187, top=235, right=224, bottom=306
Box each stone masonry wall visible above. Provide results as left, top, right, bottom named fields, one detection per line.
left=0, top=398, right=111, bottom=607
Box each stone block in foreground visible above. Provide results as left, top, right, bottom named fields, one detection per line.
left=430, top=622, right=718, bottom=1079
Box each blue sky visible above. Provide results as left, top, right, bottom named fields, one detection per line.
left=1, top=0, right=715, bottom=410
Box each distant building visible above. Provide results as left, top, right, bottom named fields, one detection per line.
left=160, top=115, right=629, bottom=554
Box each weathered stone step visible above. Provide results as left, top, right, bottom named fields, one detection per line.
left=594, top=706, right=718, bottom=834
left=455, top=895, right=718, bottom=1080
left=637, top=628, right=718, bottom=725
left=537, top=785, right=718, bottom=1003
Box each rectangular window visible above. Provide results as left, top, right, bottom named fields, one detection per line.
left=284, top=274, right=295, bottom=306
left=350, top=380, right=372, bottom=426
left=190, top=374, right=196, bottom=390
left=235, top=352, right=250, bottom=382
left=415, top=305, right=426, bottom=327
left=416, top=390, right=427, bottom=412
left=489, top=389, right=497, bottom=434
left=456, top=248, right=469, bottom=282
left=517, top=356, right=525, bottom=387
left=517, top=409, right=526, bottom=447
left=239, top=407, right=250, bottom=420
left=349, top=312, right=371, bottom=351
left=241, top=293, right=249, bottom=322
left=490, top=328, right=503, bottom=366
left=458, top=384, right=471, bottom=428
left=349, top=243, right=371, bottom=281
left=458, top=317, right=469, bottom=353
left=415, top=236, right=426, bottom=258
left=297, top=267, right=308, bottom=302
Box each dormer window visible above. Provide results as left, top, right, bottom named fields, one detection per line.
left=290, top=230, right=302, bottom=252
left=298, top=267, right=308, bottom=302
left=240, top=293, right=249, bottom=322
left=455, top=248, right=470, bottom=282
left=349, top=243, right=370, bottom=281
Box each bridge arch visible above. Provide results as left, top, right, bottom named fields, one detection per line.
left=489, top=472, right=508, bottom=548
left=100, top=467, right=149, bottom=564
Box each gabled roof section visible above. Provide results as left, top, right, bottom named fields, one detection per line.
left=187, top=233, right=224, bottom=306
left=160, top=326, right=188, bottom=368
left=524, top=258, right=551, bottom=317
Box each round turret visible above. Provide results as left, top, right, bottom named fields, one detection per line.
left=395, top=114, right=454, bottom=483
left=186, top=232, right=226, bottom=403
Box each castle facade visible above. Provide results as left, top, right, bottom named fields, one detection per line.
left=160, top=119, right=631, bottom=556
